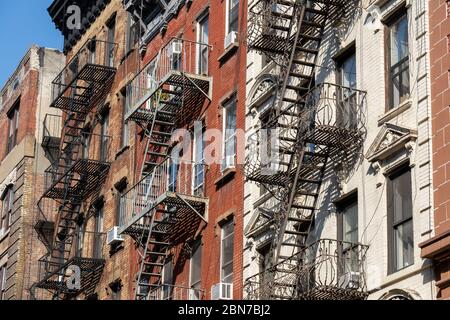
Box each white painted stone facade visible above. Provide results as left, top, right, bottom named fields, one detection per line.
left=244, top=0, right=435, bottom=300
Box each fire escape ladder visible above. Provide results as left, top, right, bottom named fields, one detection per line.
left=32, top=38, right=117, bottom=299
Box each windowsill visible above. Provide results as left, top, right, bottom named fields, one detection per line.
left=218, top=43, right=239, bottom=64
left=214, top=167, right=236, bottom=186
left=378, top=99, right=412, bottom=126
left=115, top=145, right=130, bottom=160
left=0, top=229, right=10, bottom=244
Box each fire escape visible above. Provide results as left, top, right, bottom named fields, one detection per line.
left=119, top=38, right=211, bottom=300
left=244, top=0, right=368, bottom=300
left=32, top=38, right=117, bottom=300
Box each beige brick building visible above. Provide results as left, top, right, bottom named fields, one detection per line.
left=0, top=46, right=65, bottom=300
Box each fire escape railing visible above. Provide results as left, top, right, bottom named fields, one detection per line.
left=42, top=114, right=62, bottom=147
left=245, top=82, right=367, bottom=181
left=245, top=239, right=369, bottom=300
left=125, top=37, right=211, bottom=122
left=118, top=157, right=208, bottom=234
left=37, top=231, right=107, bottom=297
left=43, top=133, right=113, bottom=200
left=50, top=38, right=118, bottom=112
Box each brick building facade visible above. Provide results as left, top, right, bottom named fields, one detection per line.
left=420, top=0, right=450, bottom=300
left=30, top=0, right=246, bottom=300
left=0, top=46, right=65, bottom=300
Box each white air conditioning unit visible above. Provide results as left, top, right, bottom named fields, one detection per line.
left=107, top=226, right=124, bottom=245
left=211, top=283, right=233, bottom=300
left=170, top=40, right=183, bottom=57
left=224, top=31, right=238, bottom=49
left=338, top=271, right=361, bottom=290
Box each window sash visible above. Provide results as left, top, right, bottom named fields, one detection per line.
left=228, top=0, right=239, bottom=34
left=221, top=221, right=234, bottom=283
left=223, top=99, right=237, bottom=170
left=388, top=13, right=410, bottom=109
left=0, top=264, right=6, bottom=300
left=190, top=241, right=202, bottom=299
left=197, top=15, right=209, bottom=75
left=388, top=168, right=414, bottom=272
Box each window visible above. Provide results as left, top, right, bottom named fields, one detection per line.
left=77, top=224, right=85, bottom=257
left=222, top=98, right=237, bottom=171
left=126, top=13, right=140, bottom=54
left=336, top=48, right=357, bottom=129
left=337, top=193, right=359, bottom=273
left=1, top=186, right=14, bottom=237
left=189, top=240, right=202, bottom=300
left=0, top=263, right=6, bottom=300
left=106, top=17, right=116, bottom=67
left=197, top=13, right=209, bottom=75
left=94, top=207, right=104, bottom=259
left=193, top=123, right=205, bottom=195
left=116, top=185, right=127, bottom=227
left=221, top=219, right=234, bottom=284
left=387, top=167, right=413, bottom=273
left=6, top=100, right=20, bottom=154
left=162, top=258, right=174, bottom=300
left=120, top=89, right=130, bottom=149
left=387, top=12, right=410, bottom=110
left=100, top=111, right=109, bottom=162
left=226, top=0, right=239, bottom=35
left=109, top=280, right=122, bottom=300
left=87, top=38, right=97, bottom=64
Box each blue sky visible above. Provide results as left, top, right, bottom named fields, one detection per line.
left=0, top=0, right=63, bottom=88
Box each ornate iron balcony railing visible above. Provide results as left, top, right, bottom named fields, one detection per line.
left=244, top=238, right=369, bottom=300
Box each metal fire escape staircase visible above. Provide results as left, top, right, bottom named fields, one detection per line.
left=245, top=0, right=367, bottom=300
left=33, top=39, right=117, bottom=299
left=120, top=38, right=211, bottom=300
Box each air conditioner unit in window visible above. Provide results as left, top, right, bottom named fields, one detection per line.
left=224, top=31, right=238, bottom=49
left=107, top=227, right=124, bottom=246
left=211, top=283, right=233, bottom=300
left=338, top=271, right=361, bottom=290
left=169, top=40, right=183, bottom=57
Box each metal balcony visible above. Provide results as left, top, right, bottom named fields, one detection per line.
left=118, top=157, right=208, bottom=238
left=245, top=82, right=367, bottom=185
left=43, top=133, right=112, bottom=201
left=36, top=231, right=106, bottom=298
left=244, top=238, right=369, bottom=300
left=248, top=0, right=356, bottom=56
left=42, top=114, right=62, bottom=152
left=125, top=37, right=212, bottom=124
left=51, top=38, right=118, bottom=113
left=148, top=285, right=205, bottom=301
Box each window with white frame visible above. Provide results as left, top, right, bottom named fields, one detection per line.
left=189, top=239, right=202, bottom=300
left=1, top=186, right=14, bottom=237
left=197, top=13, right=209, bottom=75
left=193, top=123, right=205, bottom=196
left=162, top=258, right=174, bottom=300
left=222, top=97, right=237, bottom=171
left=0, top=263, right=6, bottom=300
left=221, top=219, right=234, bottom=284
left=226, top=0, right=239, bottom=36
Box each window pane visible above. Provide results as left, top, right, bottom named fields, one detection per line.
left=342, top=54, right=356, bottom=89
left=228, top=0, right=239, bottom=33
left=392, top=170, right=412, bottom=223
left=343, top=202, right=358, bottom=245
left=221, top=221, right=234, bottom=283
left=394, top=219, right=414, bottom=269
left=390, top=16, right=409, bottom=66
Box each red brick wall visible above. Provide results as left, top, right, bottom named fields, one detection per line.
left=430, top=0, right=450, bottom=299
left=0, top=67, right=39, bottom=162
